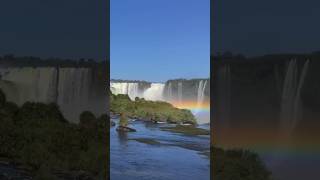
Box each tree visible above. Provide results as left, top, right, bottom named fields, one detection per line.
left=79, top=111, right=96, bottom=129
left=213, top=147, right=272, bottom=180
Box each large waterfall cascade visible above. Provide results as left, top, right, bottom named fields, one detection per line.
left=111, top=80, right=209, bottom=104
left=110, top=82, right=140, bottom=100
left=143, top=83, right=165, bottom=101
left=0, top=67, right=105, bottom=122
left=280, top=59, right=309, bottom=134
left=0, top=67, right=57, bottom=104
left=110, top=82, right=165, bottom=101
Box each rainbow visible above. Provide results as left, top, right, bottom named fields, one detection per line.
left=170, top=100, right=210, bottom=113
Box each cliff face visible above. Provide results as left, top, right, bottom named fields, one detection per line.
left=0, top=66, right=107, bottom=122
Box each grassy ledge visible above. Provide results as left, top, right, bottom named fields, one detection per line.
left=160, top=125, right=210, bottom=136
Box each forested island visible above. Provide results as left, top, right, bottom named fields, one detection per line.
left=0, top=89, right=107, bottom=179
left=110, top=93, right=196, bottom=124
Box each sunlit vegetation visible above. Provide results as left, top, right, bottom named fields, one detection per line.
left=110, top=93, right=196, bottom=124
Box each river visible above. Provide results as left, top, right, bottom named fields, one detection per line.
left=110, top=118, right=210, bottom=180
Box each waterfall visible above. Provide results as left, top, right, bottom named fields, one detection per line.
left=280, top=59, right=309, bottom=133
left=57, top=68, right=93, bottom=121
left=0, top=67, right=58, bottom=104
left=127, top=83, right=139, bottom=100
left=167, top=82, right=173, bottom=101
left=143, top=83, right=165, bottom=101
left=281, top=59, right=298, bottom=131
left=178, top=82, right=183, bottom=105
left=196, top=80, right=207, bottom=113
left=292, top=60, right=309, bottom=130
left=110, top=82, right=164, bottom=101
left=0, top=67, right=106, bottom=122
left=110, top=82, right=140, bottom=100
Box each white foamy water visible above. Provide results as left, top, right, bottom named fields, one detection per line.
left=110, top=82, right=140, bottom=100
left=143, top=83, right=165, bottom=101
left=110, top=82, right=165, bottom=101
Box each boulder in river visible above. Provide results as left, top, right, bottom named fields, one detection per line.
left=116, top=126, right=136, bottom=132
left=110, top=120, right=116, bottom=126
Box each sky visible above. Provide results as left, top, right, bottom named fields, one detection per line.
left=111, top=0, right=210, bottom=82
left=213, top=0, right=320, bottom=56
left=0, top=0, right=108, bottom=60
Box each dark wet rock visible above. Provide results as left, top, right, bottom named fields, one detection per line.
left=110, top=120, right=115, bottom=126
left=116, top=126, right=136, bottom=132
left=152, top=120, right=166, bottom=124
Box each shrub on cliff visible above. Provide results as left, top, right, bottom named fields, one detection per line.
left=80, top=111, right=97, bottom=129
left=213, top=147, right=272, bottom=180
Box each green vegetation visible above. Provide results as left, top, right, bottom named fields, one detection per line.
left=213, top=146, right=272, bottom=180
left=0, top=89, right=107, bottom=179
left=160, top=125, right=210, bottom=136
left=110, top=93, right=196, bottom=124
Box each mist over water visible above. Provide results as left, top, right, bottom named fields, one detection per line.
left=142, top=83, right=165, bottom=101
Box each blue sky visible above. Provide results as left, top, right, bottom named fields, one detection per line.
left=213, top=0, right=320, bottom=56
left=0, top=0, right=107, bottom=60
left=111, top=0, right=210, bottom=82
